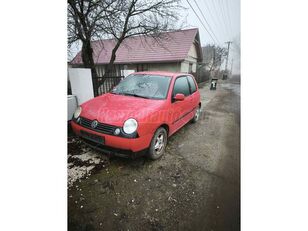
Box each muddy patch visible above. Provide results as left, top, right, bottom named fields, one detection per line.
left=68, top=137, right=110, bottom=187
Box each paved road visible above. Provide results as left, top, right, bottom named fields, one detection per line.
left=68, top=76, right=240, bottom=231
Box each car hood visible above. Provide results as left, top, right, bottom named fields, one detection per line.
left=80, top=93, right=165, bottom=126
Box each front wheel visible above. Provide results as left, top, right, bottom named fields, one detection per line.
left=148, top=127, right=168, bottom=160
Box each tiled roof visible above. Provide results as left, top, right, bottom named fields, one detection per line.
left=71, top=28, right=201, bottom=65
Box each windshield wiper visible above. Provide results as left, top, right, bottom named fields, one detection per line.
left=122, top=93, right=150, bottom=99
left=110, top=91, right=119, bottom=95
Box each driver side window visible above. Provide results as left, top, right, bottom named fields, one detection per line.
left=173, top=77, right=190, bottom=97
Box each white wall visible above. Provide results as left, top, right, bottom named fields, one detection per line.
left=67, top=95, right=77, bottom=121
left=148, top=63, right=181, bottom=72
left=123, top=69, right=135, bottom=77
left=68, top=68, right=94, bottom=105
left=181, top=60, right=196, bottom=73
left=123, top=63, right=181, bottom=73
left=180, top=43, right=198, bottom=73
left=187, top=43, right=198, bottom=60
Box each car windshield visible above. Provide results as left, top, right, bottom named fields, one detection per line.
left=111, top=74, right=171, bottom=99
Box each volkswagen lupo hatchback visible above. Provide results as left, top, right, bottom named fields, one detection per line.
left=71, top=71, right=201, bottom=159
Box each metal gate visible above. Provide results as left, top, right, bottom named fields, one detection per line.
left=92, top=75, right=124, bottom=96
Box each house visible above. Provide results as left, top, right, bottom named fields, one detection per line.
left=70, top=28, right=203, bottom=77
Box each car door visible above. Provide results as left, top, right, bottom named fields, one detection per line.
left=186, top=75, right=199, bottom=112
left=169, top=76, right=191, bottom=132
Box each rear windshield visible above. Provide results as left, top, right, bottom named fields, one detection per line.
left=111, top=74, right=171, bottom=99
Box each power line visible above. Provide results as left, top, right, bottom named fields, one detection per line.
left=224, top=0, right=234, bottom=37
left=192, top=0, right=221, bottom=44
left=209, top=0, right=229, bottom=41
left=221, top=0, right=232, bottom=38
left=218, top=0, right=231, bottom=39
left=202, top=0, right=222, bottom=41
left=220, top=0, right=232, bottom=38
left=185, top=0, right=218, bottom=44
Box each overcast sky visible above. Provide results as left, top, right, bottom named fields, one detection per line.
left=181, top=0, right=241, bottom=74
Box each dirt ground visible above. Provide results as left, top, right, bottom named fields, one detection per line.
left=68, top=76, right=240, bottom=231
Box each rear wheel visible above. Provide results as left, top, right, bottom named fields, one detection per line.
left=192, top=106, right=201, bottom=123
left=148, top=127, right=168, bottom=160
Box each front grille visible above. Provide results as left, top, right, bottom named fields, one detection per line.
left=79, top=117, right=117, bottom=135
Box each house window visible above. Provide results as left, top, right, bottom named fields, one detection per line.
left=189, top=63, right=193, bottom=73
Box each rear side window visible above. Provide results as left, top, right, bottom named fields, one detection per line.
left=173, top=77, right=190, bottom=97
left=187, top=76, right=197, bottom=93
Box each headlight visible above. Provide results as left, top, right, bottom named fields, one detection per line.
left=123, top=118, right=138, bottom=134
left=73, top=106, right=82, bottom=119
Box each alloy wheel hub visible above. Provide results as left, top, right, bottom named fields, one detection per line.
left=154, top=134, right=165, bottom=152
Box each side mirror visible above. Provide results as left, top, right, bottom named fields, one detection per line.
left=173, top=93, right=185, bottom=101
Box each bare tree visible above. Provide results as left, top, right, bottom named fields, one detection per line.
left=99, top=0, right=183, bottom=74
left=202, top=45, right=227, bottom=73
left=68, top=0, right=118, bottom=79
left=68, top=0, right=183, bottom=76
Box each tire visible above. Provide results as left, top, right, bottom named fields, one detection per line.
left=191, top=106, right=201, bottom=123
left=148, top=127, right=168, bottom=160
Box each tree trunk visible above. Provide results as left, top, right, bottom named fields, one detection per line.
left=81, top=39, right=99, bottom=96
left=105, top=40, right=122, bottom=76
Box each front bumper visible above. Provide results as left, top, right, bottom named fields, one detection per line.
left=71, top=121, right=152, bottom=154
left=80, top=137, right=147, bottom=158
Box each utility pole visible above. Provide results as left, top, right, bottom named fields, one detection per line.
left=230, top=58, right=234, bottom=77
left=225, top=41, right=232, bottom=73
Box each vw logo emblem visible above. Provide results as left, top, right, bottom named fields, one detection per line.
left=91, top=120, right=98, bottom=129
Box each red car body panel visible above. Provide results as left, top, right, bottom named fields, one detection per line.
left=71, top=71, right=200, bottom=153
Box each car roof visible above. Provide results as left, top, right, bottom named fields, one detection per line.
left=133, top=71, right=191, bottom=79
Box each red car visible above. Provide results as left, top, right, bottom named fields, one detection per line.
left=71, top=71, right=201, bottom=159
